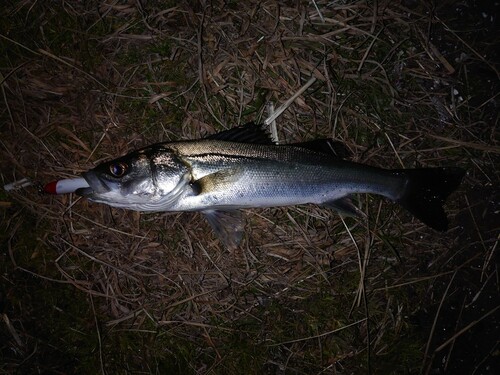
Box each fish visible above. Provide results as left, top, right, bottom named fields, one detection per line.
left=76, top=123, right=465, bottom=248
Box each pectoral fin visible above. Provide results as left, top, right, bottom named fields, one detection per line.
left=191, top=167, right=243, bottom=194
left=203, top=209, right=245, bottom=249
left=323, top=197, right=365, bottom=218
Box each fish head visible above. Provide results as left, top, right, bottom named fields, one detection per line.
left=77, top=146, right=190, bottom=211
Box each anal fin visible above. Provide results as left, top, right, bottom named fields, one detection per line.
left=323, top=197, right=365, bottom=218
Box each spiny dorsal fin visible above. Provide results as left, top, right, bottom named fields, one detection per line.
left=205, top=122, right=275, bottom=145
left=290, top=139, right=351, bottom=159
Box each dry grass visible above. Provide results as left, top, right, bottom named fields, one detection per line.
left=1, top=1, right=498, bottom=374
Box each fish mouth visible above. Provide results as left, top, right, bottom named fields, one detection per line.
left=76, top=171, right=111, bottom=196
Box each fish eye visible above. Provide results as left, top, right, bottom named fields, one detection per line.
left=109, top=162, right=128, bottom=177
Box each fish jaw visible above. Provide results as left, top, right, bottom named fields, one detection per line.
left=77, top=170, right=153, bottom=209
left=79, top=171, right=111, bottom=194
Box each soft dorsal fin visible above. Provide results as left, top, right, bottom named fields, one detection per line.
left=290, top=139, right=351, bottom=159
left=205, top=122, right=275, bottom=145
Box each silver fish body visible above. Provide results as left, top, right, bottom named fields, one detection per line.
left=164, top=140, right=405, bottom=211
left=78, top=124, right=465, bottom=248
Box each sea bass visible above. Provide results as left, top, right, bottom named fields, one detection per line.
left=77, top=123, right=465, bottom=248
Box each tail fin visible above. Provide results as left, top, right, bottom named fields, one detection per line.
left=394, top=167, right=465, bottom=231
